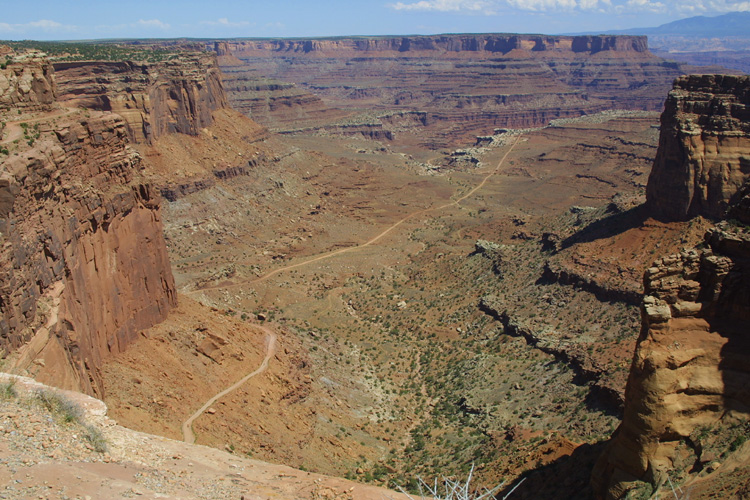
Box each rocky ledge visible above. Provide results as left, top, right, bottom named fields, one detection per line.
left=53, top=52, right=227, bottom=144
left=647, top=74, right=750, bottom=221
left=593, top=75, right=750, bottom=499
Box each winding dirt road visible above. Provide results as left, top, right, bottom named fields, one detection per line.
left=188, top=135, right=520, bottom=295
left=182, top=328, right=277, bottom=444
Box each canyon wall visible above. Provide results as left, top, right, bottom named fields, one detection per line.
left=0, top=49, right=56, bottom=113
left=0, top=112, right=176, bottom=396
left=222, top=34, right=649, bottom=57
left=646, top=75, right=750, bottom=221
left=593, top=76, right=750, bottom=499
left=53, top=52, right=227, bottom=144
left=1, top=53, right=178, bottom=396
left=215, top=34, right=684, bottom=146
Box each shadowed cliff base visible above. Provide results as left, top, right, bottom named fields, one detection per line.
left=559, top=205, right=649, bottom=251
left=497, top=441, right=606, bottom=500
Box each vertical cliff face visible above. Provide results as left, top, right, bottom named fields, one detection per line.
left=646, top=75, right=750, bottom=221
left=1, top=55, right=177, bottom=396
left=593, top=77, right=750, bottom=499
left=53, top=52, right=228, bottom=144
left=222, top=34, right=650, bottom=56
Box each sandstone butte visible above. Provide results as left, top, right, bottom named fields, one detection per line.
left=1, top=38, right=750, bottom=500
left=593, top=74, right=750, bottom=499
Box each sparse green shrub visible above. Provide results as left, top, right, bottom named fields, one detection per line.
left=83, top=424, right=108, bottom=453
left=35, top=389, right=83, bottom=424
left=0, top=378, right=17, bottom=399
left=729, top=434, right=747, bottom=452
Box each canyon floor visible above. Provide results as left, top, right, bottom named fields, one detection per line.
left=2, top=38, right=749, bottom=500
left=98, top=104, right=707, bottom=496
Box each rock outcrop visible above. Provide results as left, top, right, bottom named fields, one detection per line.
left=53, top=52, right=227, bottom=144
left=593, top=77, right=750, bottom=499
left=592, top=209, right=750, bottom=498
left=646, top=75, right=750, bottom=221
left=0, top=50, right=56, bottom=112
left=1, top=54, right=177, bottom=396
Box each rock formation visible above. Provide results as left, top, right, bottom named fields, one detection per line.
left=216, top=34, right=686, bottom=146
left=0, top=112, right=176, bottom=396
left=593, top=75, right=750, bottom=499
left=646, top=74, right=750, bottom=221
left=53, top=52, right=227, bottom=144
left=1, top=52, right=177, bottom=396
left=221, top=34, right=650, bottom=57
left=0, top=49, right=56, bottom=112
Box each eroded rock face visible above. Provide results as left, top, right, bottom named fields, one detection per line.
left=592, top=214, right=750, bottom=498
left=218, top=34, right=684, bottom=146
left=53, top=52, right=227, bottom=144
left=0, top=50, right=56, bottom=112
left=646, top=75, right=750, bottom=221
left=0, top=112, right=176, bottom=395
left=593, top=75, right=750, bottom=498
left=223, top=34, right=650, bottom=56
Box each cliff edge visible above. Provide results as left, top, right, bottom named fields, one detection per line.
left=53, top=52, right=227, bottom=144
left=646, top=74, right=750, bottom=221
left=0, top=50, right=177, bottom=396
left=593, top=76, right=750, bottom=499
left=224, top=34, right=650, bottom=58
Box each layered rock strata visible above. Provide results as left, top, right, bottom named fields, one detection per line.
left=216, top=34, right=684, bottom=145
left=592, top=206, right=750, bottom=498
left=0, top=112, right=176, bottom=396
left=53, top=52, right=227, bottom=144
left=593, top=75, right=750, bottom=498
left=646, top=74, right=750, bottom=221
left=1, top=49, right=179, bottom=395
left=0, top=50, right=56, bottom=112
left=221, top=34, right=650, bottom=57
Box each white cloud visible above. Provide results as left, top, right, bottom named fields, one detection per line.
left=706, top=0, right=750, bottom=11
left=136, top=19, right=171, bottom=30
left=578, top=0, right=601, bottom=8
left=0, top=19, right=78, bottom=34
left=624, top=0, right=666, bottom=12
left=506, top=0, right=577, bottom=10
left=390, top=0, right=496, bottom=13
left=200, top=18, right=251, bottom=27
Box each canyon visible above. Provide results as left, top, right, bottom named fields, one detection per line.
left=0, top=35, right=749, bottom=500
left=216, top=34, right=687, bottom=148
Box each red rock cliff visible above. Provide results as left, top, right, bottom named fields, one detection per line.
left=646, top=75, right=750, bottom=221
left=223, top=34, right=649, bottom=57
left=52, top=52, right=228, bottom=144
left=0, top=50, right=56, bottom=112
left=1, top=55, right=177, bottom=396
left=593, top=76, right=750, bottom=499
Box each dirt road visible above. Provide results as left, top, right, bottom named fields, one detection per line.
left=189, top=135, right=520, bottom=295
left=182, top=328, right=277, bottom=444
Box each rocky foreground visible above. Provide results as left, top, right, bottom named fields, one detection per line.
left=0, top=373, right=408, bottom=500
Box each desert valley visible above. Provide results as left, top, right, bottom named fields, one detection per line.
left=1, top=16, right=749, bottom=500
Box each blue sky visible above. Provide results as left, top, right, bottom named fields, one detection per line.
left=1, top=0, right=748, bottom=40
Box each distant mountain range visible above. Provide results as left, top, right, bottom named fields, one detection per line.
left=570, top=11, right=750, bottom=38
